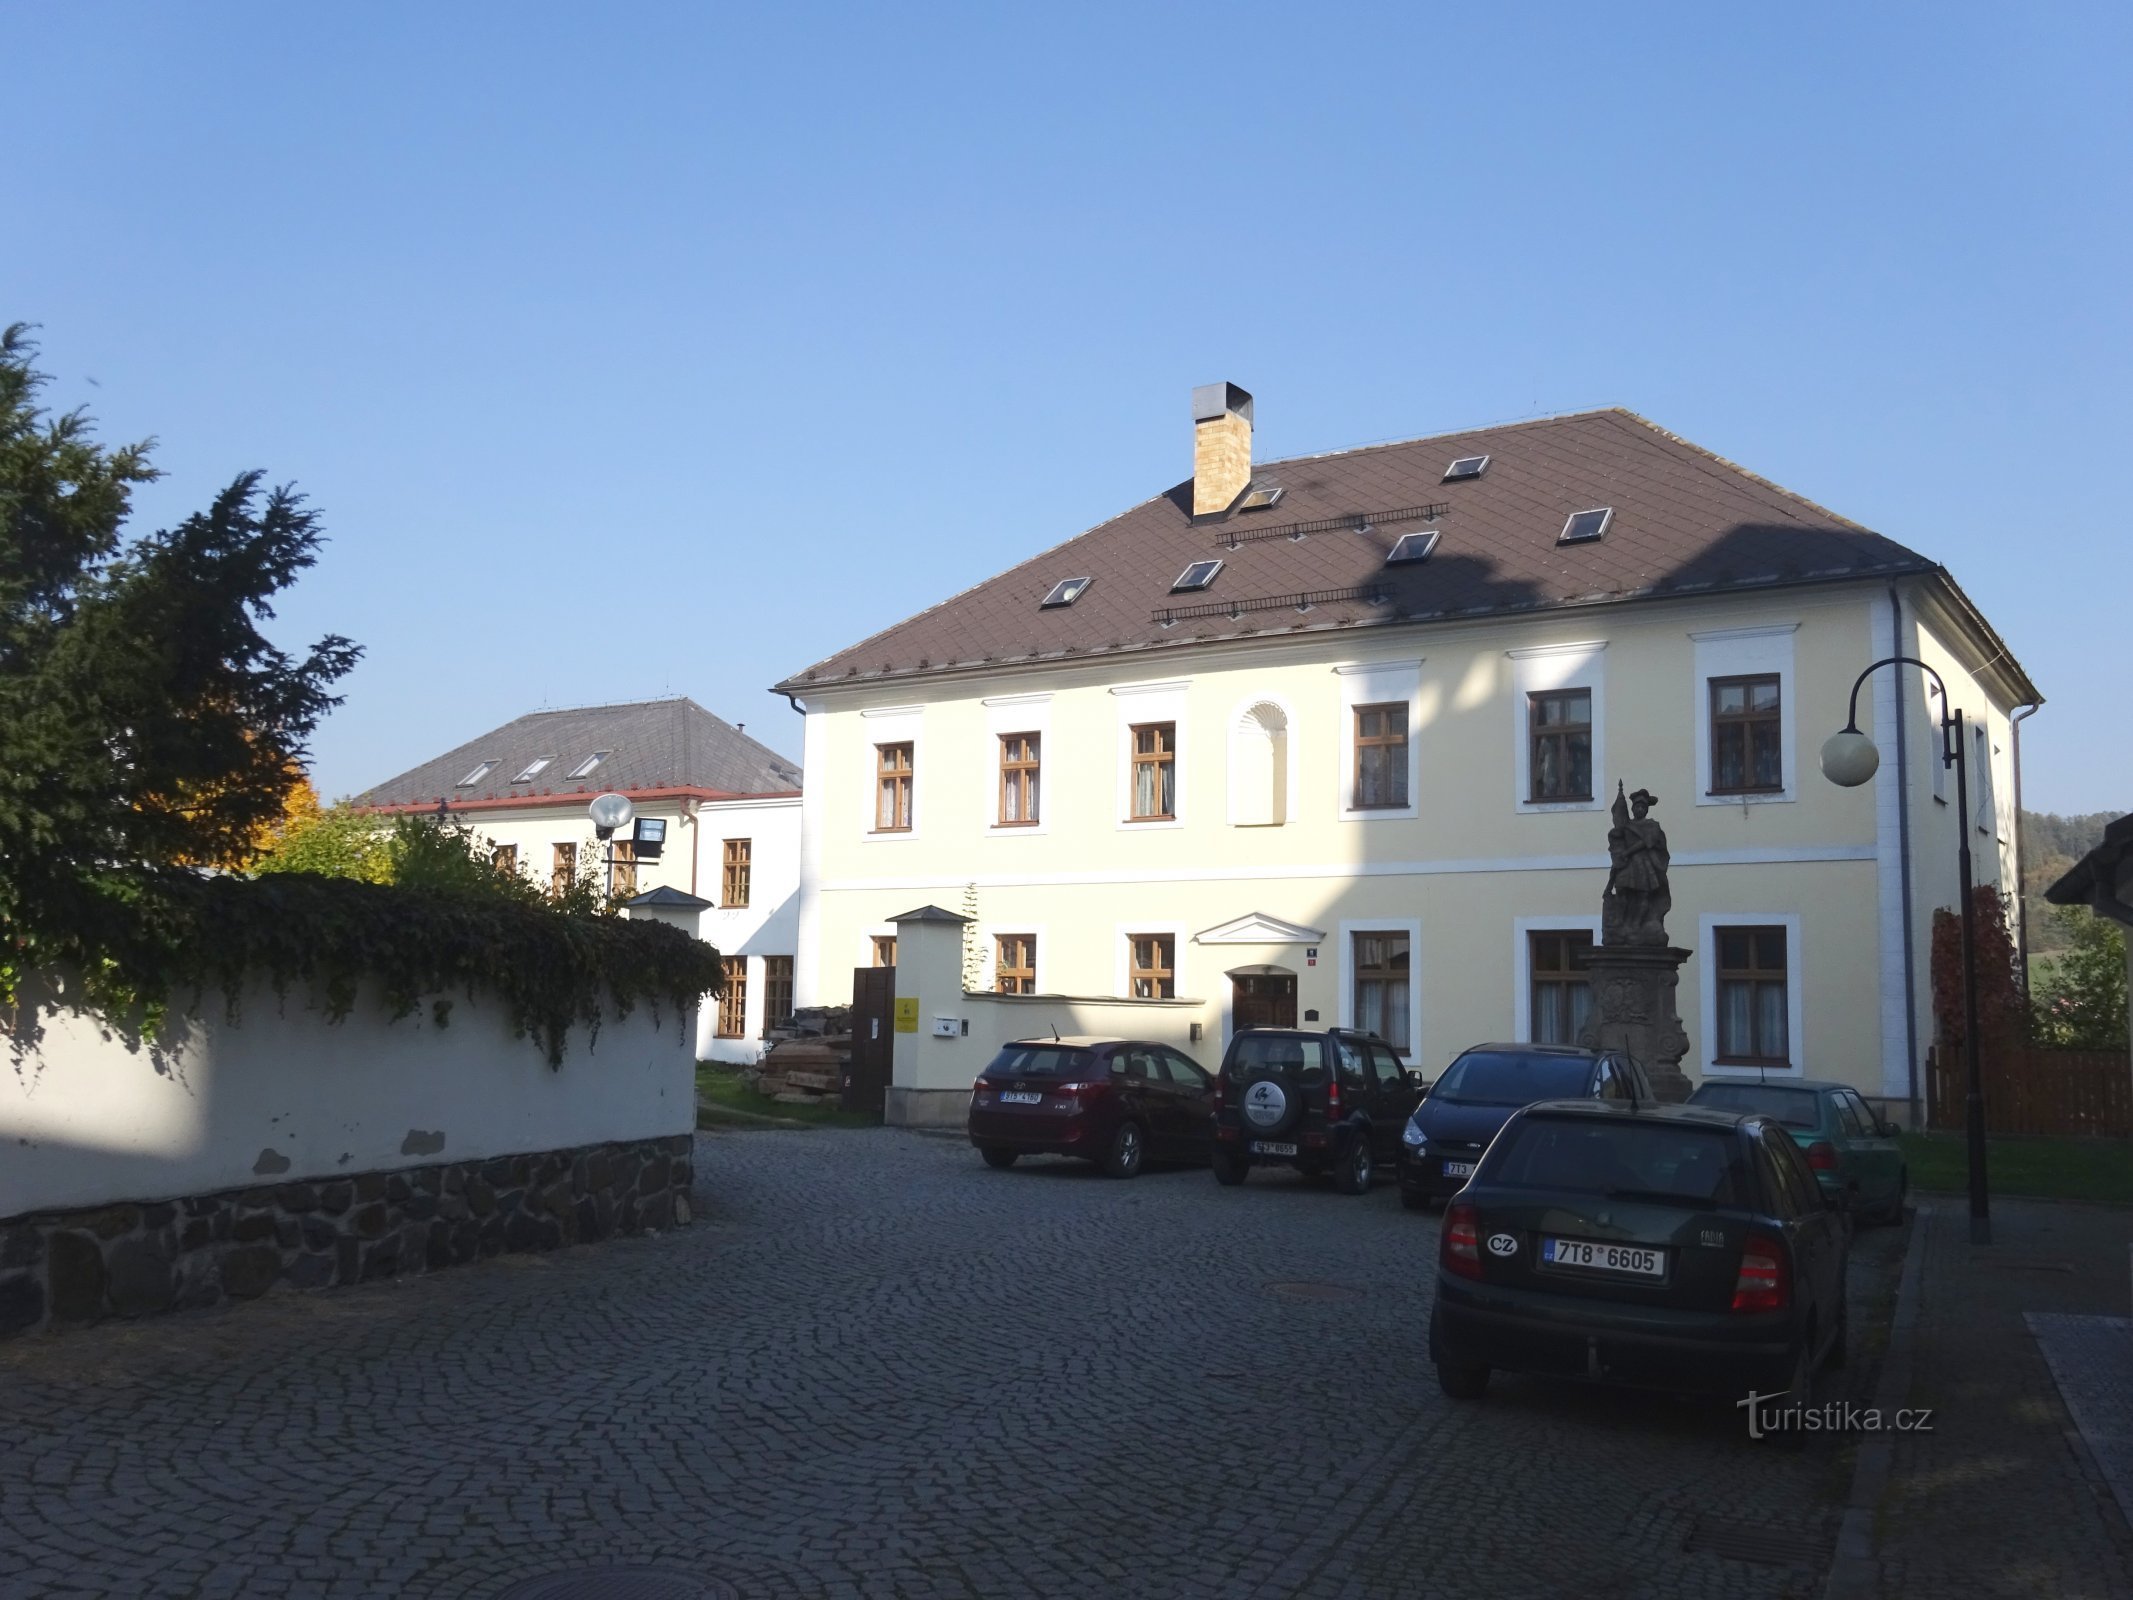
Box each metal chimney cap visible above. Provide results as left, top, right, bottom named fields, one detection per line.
left=1192, top=382, right=1253, bottom=425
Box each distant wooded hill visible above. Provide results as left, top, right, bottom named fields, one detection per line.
left=2021, top=809, right=2120, bottom=953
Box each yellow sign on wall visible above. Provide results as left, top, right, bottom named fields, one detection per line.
left=893, top=997, right=920, bottom=1034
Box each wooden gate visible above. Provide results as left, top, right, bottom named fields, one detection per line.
left=844, top=965, right=894, bottom=1120
left=1927, top=1044, right=2133, bottom=1138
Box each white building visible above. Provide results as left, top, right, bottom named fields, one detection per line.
left=354, top=697, right=803, bottom=1063
left=773, top=389, right=2040, bottom=1126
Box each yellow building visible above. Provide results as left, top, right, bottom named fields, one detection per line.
left=775, top=391, right=2040, bottom=1126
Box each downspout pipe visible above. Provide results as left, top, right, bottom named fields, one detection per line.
left=1889, top=585, right=1922, bottom=1128
left=2011, top=702, right=2042, bottom=994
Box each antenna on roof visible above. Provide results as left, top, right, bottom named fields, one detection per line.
left=1050, top=1023, right=1060, bottom=1041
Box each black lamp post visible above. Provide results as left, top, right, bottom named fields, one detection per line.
left=1820, top=655, right=1990, bottom=1245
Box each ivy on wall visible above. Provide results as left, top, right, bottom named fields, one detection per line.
left=27, top=868, right=723, bottom=1067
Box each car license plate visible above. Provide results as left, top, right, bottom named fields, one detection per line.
left=1441, top=1160, right=1474, bottom=1178
left=1250, top=1140, right=1298, bottom=1157
left=1541, top=1237, right=1665, bottom=1277
left=999, top=1091, right=1043, bottom=1105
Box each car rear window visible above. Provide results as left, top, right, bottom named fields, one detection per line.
left=1482, top=1117, right=1750, bottom=1208
left=984, top=1046, right=1095, bottom=1078
left=1226, top=1034, right=1326, bottom=1083
left=1689, top=1084, right=1823, bottom=1129
left=1433, top=1051, right=1592, bottom=1107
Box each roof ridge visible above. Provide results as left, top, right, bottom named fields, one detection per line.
left=1598, top=410, right=1887, bottom=541
left=1254, top=406, right=1635, bottom=472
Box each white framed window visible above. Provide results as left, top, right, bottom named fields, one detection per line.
left=1512, top=914, right=1603, bottom=1044
left=1972, top=722, right=2001, bottom=840
left=1227, top=695, right=1296, bottom=827
left=980, top=925, right=1047, bottom=995
left=984, top=693, right=1052, bottom=837
left=1337, top=917, right=1422, bottom=1061
left=1113, top=920, right=1189, bottom=999
left=1698, top=913, right=1804, bottom=1078
left=859, top=706, right=923, bottom=841
left=1111, top=681, right=1189, bottom=831
left=1336, top=660, right=1422, bottom=822
left=1691, top=625, right=1797, bottom=805
left=1926, top=682, right=1949, bottom=804
left=1509, top=642, right=1606, bottom=813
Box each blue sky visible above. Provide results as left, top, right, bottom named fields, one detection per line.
left=8, top=3, right=2127, bottom=813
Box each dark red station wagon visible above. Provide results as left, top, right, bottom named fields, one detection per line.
left=967, top=1036, right=1216, bottom=1179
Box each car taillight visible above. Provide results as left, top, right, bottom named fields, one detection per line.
left=1056, top=1080, right=1111, bottom=1101
left=971, top=1078, right=990, bottom=1102
left=1327, top=1076, right=1343, bottom=1119
left=1731, top=1230, right=1789, bottom=1313
left=1442, top=1200, right=1482, bottom=1280
left=1212, top=1075, right=1225, bottom=1109
left=1804, top=1141, right=1839, bottom=1172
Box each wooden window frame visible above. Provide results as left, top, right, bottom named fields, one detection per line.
left=1526, top=688, right=1594, bottom=803
left=1128, top=722, right=1176, bottom=823
left=550, top=841, right=577, bottom=897
left=721, top=838, right=752, bottom=907
left=994, top=934, right=1036, bottom=995
left=1714, top=924, right=1789, bottom=1066
left=997, top=733, right=1041, bottom=827
left=1351, top=702, right=1410, bottom=810
left=1709, top=674, right=1783, bottom=796
left=1128, top=933, right=1175, bottom=1000
left=491, top=843, right=519, bottom=875
left=762, top=956, right=793, bottom=1032
left=716, top=956, right=748, bottom=1039
left=610, top=839, right=638, bottom=898
left=874, top=741, right=914, bottom=833
left=1351, top=931, right=1411, bottom=1045
left=1527, top=929, right=1595, bottom=1045
left=870, top=935, right=898, bottom=969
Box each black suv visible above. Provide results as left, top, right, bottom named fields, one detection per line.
left=1211, top=1028, right=1424, bottom=1193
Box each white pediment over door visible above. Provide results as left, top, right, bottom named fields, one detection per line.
left=1194, top=911, right=1327, bottom=945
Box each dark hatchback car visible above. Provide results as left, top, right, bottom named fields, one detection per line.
left=967, top=1037, right=1214, bottom=1178
left=1397, top=1044, right=1654, bottom=1211
left=1212, top=1027, right=1423, bottom=1193
left=1430, top=1100, right=1849, bottom=1417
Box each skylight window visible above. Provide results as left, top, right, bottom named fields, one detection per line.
left=457, top=760, right=497, bottom=788
left=1238, top=484, right=1286, bottom=511
left=1443, top=455, right=1490, bottom=482
left=1385, top=530, right=1440, bottom=564
left=1558, top=507, right=1613, bottom=545
left=567, top=751, right=610, bottom=780
left=511, top=756, right=555, bottom=784
left=1171, top=559, right=1224, bottom=593
left=1041, top=576, right=1092, bottom=609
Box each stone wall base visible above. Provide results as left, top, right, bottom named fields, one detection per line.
left=885, top=1087, right=968, bottom=1129
left=0, top=1133, right=694, bottom=1341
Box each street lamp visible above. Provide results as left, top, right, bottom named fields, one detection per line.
left=588, top=791, right=635, bottom=897
left=1820, top=656, right=1990, bottom=1245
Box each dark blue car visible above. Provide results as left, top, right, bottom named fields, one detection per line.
left=1397, top=1043, right=1655, bottom=1210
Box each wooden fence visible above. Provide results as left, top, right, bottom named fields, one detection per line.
left=1927, top=1044, right=2133, bottom=1138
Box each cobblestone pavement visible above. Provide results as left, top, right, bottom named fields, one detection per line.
left=0, top=1129, right=1908, bottom=1600
left=1873, top=1198, right=2133, bottom=1600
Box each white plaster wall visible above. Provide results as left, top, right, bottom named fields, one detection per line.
left=1, top=978, right=697, bottom=1219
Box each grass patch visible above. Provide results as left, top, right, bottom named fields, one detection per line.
left=1900, top=1132, right=2133, bottom=1206
left=695, top=1063, right=877, bottom=1128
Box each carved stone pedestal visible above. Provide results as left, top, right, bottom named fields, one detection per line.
left=1577, top=945, right=1695, bottom=1102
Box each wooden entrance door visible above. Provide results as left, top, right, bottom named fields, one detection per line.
left=1231, top=973, right=1298, bottom=1031
left=845, top=965, right=894, bottom=1120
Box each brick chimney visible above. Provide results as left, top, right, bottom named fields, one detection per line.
left=1191, top=382, right=1253, bottom=518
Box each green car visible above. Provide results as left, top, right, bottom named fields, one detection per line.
left=1686, top=1078, right=1908, bottom=1224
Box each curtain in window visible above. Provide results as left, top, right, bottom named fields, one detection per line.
left=1134, top=761, right=1175, bottom=819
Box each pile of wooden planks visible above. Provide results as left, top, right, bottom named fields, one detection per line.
left=745, top=1007, right=853, bottom=1105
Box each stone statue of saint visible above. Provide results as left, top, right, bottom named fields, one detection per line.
left=1602, top=783, right=1672, bottom=947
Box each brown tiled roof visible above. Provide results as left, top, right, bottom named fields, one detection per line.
left=775, top=409, right=1937, bottom=693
